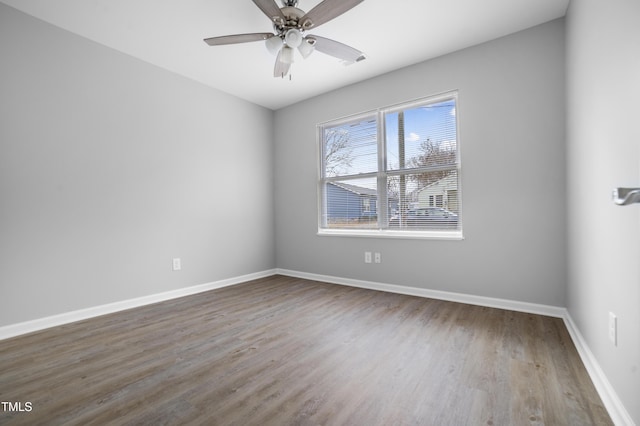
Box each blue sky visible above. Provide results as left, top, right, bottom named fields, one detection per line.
left=385, top=99, right=457, bottom=170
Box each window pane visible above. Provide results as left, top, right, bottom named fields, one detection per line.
left=323, top=178, right=378, bottom=229
left=323, top=117, right=377, bottom=177
left=388, top=170, right=459, bottom=229
left=386, top=99, right=457, bottom=171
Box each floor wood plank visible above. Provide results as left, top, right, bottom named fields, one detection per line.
left=0, top=275, right=612, bottom=425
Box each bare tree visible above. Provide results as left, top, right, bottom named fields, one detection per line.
left=409, top=138, right=457, bottom=188
left=324, top=129, right=353, bottom=177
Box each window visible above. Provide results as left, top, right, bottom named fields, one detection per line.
left=362, top=198, right=372, bottom=213
left=318, top=91, right=462, bottom=239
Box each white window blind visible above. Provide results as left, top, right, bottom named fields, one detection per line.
left=318, top=92, right=462, bottom=239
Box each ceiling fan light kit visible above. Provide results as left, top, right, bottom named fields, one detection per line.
left=280, top=45, right=295, bottom=64
left=298, top=38, right=315, bottom=58
left=265, top=35, right=283, bottom=55
left=284, top=28, right=303, bottom=49
left=204, top=0, right=366, bottom=78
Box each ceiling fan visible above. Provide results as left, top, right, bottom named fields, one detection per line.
left=204, top=0, right=367, bottom=78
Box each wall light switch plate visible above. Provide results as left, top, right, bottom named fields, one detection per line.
left=364, top=252, right=372, bottom=264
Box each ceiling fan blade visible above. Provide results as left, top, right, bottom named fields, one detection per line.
left=252, top=0, right=286, bottom=25
left=309, top=35, right=366, bottom=63
left=300, top=0, right=364, bottom=29
left=274, top=50, right=291, bottom=78
left=204, top=33, right=274, bottom=46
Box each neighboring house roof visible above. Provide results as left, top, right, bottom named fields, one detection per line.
left=328, top=182, right=400, bottom=202
left=415, top=173, right=458, bottom=195
left=328, top=181, right=377, bottom=197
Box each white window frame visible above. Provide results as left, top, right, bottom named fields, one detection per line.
left=317, top=91, right=463, bottom=240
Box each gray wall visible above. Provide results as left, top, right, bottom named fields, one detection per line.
left=275, top=19, right=567, bottom=307
left=0, top=4, right=276, bottom=327
left=566, top=0, right=640, bottom=423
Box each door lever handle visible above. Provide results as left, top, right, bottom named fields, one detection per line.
left=612, top=188, right=640, bottom=205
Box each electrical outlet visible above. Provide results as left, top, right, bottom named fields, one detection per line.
left=172, top=258, right=181, bottom=271
left=608, top=312, right=617, bottom=346
left=364, top=252, right=372, bottom=263
left=374, top=252, right=381, bottom=263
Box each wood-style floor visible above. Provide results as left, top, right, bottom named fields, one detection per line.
left=0, top=275, right=611, bottom=425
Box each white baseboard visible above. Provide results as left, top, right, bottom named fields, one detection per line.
left=276, top=268, right=634, bottom=426
left=0, top=269, right=276, bottom=341
left=562, top=315, right=635, bottom=426
left=276, top=268, right=566, bottom=318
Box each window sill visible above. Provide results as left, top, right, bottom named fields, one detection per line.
left=317, top=228, right=464, bottom=241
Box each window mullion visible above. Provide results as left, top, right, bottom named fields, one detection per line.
left=377, top=109, right=388, bottom=228
left=323, top=172, right=379, bottom=182
left=386, top=163, right=458, bottom=177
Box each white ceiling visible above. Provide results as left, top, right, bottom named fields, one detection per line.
left=1, top=0, right=568, bottom=110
